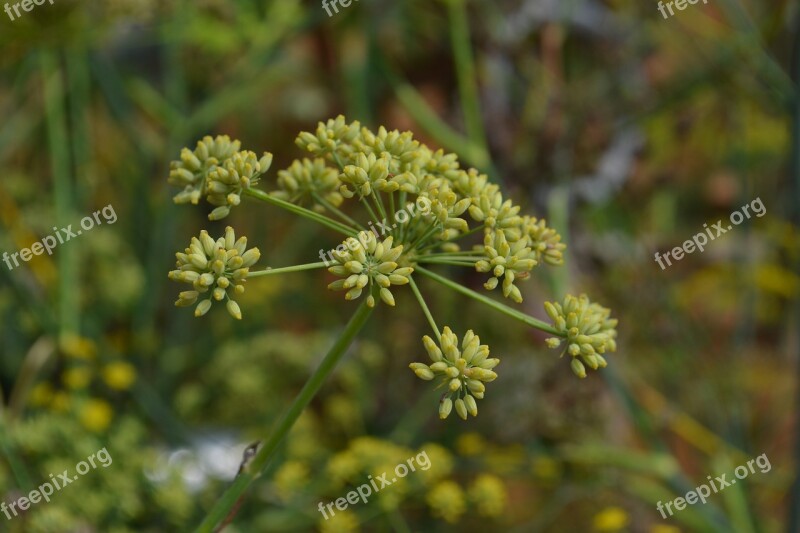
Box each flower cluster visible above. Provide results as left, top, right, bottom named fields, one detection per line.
left=166, top=116, right=620, bottom=420
left=167, top=134, right=271, bottom=220
left=326, top=232, right=413, bottom=307
left=409, top=328, right=498, bottom=420
left=206, top=151, right=273, bottom=220
left=544, top=294, right=619, bottom=378
left=168, top=227, right=260, bottom=320
left=167, top=135, right=241, bottom=205
left=272, top=158, right=343, bottom=211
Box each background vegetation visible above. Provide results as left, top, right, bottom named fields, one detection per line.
left=0, top=0, right=797, bottom=531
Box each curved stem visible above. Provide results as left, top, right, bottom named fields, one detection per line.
left=194, top=300, right=374, bottom=532
left=409, top=277, right=440, bottom=341
left=246, top=262, right=329, bottom=278
left=244, top=188, right=356, bottom=237
left=415, top=265, right=562, bottom=336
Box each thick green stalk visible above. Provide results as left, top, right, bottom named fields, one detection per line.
left=415, top=266, right=561, bottom=336
left=244, top=188, right=356, bottom=237
left=195, top=299, right=373, bottom=532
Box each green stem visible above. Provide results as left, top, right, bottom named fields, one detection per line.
left=373, top=190, right=388, bottom=221
left=312, top=193, right=365, bottom=231
left=445, top=0, right=487, bottom=151
left=409, top=277, right=440, bottom=341
left=246, top=262, right=329, bottom=278
left=416, top=259, right=475, bottom=267
left=415, top=265, right=561, bottom=336
left=243, top=188, right=356, bottom=237
left=42, top=51, right=77, bottom=339
left=195, top=299, right=373, bottom=532
left=359, top=195, right=381, bottom=225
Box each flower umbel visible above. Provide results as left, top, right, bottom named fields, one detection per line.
left=409, top=327, right=498, bottom=420
left=168, top=226, right=260, bottom=319
left=166, top=116, right=619, bottom=417
left=544, top=294, right=618, bottom=378
left=167, top=135, right=241, bottom=205
left=327, top=232, right=412, bottom=307
left=167, top=117, right=621, bottom=532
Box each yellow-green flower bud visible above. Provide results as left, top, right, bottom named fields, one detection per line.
left=455, top=398, right=468, bottom=420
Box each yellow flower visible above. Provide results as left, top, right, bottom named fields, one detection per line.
left=274, top=461, right=309, bottom=502
left=468, top=474, right=507, bottom=518
left=593, top=506, right=629, bottom=531
left=455, top=432, right=486, bottom=456
left=103, top=361, right=137, bottom=390
left=62, top=367, right=92, bottom=390
left=427, top=481, right=466, bottom=524
left=50, top=392, right=71, bottom=412
left=650, top=526, right=681, bottom=533
left=318, top=509, right=360, bottom=533
left=60, top=334, right=96, bottom=359
left=80, top=399, right=113, bottom=432
left=29, top=382, right=54, bottom=406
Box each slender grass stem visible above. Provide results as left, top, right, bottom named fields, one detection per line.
left=246, top=262, right=329, bottom=278
left=409, top=277, right=440, bottom=341
left=42, top=51, right=77, bottom=339
left=243, top=188, right=356, bottom=237
left=415, top=266, right=561, bottom=336
left=195, top=300, right=373, bottom=532
left=445, top=0, right=487, bottom=151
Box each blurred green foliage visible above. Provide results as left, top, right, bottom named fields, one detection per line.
left=0, top=0, right=797, bottom=531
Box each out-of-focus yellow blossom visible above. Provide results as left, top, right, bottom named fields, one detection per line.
left=103, top=361, right=137, bottom=390
left=324, top=394, right=361, bottom=432
left=468, top=474, right=507, bottom=517
left=416, top=443, right=454, bottom=485
left=62, top=367, right=93, bottom=390
left=427, top=480, right=466, bottom=524
left=274, top=461, right=310, bottom=502
left=60, top=335, right=96, bottom=359
left=455, top=432, right=486, bottom=456
left=650, top=525, right=681, bottom=533
left=593, top=506, right=629, bottom=531
left=327, top=451, right=362, bottom=486
left=531, top=456, right=562, bottom=482
left=30, top=382, right=54, bottom=406
left=318, top=509, right=360, bottom=533
left=50, top=392, right=71, bottom=412
left=80, top=399, right=113, bottom=432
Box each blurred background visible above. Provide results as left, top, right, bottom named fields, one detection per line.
left=0, top=0, right=797, bottom=531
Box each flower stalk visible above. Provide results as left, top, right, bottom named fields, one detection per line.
left=195, top=299, right=373, bottom=532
